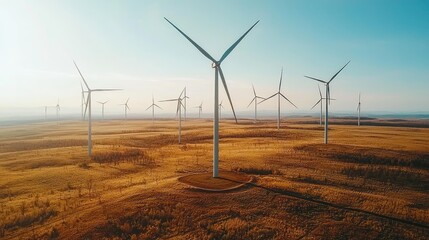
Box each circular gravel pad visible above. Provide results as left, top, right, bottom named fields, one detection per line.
left=178, top=171, right=252, bottom=191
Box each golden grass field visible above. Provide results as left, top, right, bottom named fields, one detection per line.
left=0, top=118, right=428, bottom=239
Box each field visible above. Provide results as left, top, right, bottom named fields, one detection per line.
left=0, top=118, right=428, bottom=239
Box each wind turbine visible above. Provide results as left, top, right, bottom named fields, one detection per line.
left=357, top=92, right=361, bottom=126
left=305, top=61, right=350, bottom=144
left=259, top=68, right=297, bottom=130
left=74, top=61, right=122, bottom=156
left=247, top=84, right=266, bottom=123
left=97, top=100, right=108, bottom=120
left=159, top=90, right=185, bottom=144
left=121, top=98, right=130, bottom=120
left=165, top=17, right=258, bottom=177
left=80, top=83, right=87, bottom=120
left=55, top=99, right=60, bottom=123
left=195, top=102, right=203, bottom=118
left=146, top=95, right=162, bottom=124
left=218, top=100, right=224, bottom=120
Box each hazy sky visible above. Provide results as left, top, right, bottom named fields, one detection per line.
left=1, top=0, right=428, bottom=118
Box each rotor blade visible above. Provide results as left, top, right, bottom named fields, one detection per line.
left=304, top=75, right=326, bottom=84
left=164, top=17, right=216, bottom=63
left=84, top=94, right=89, bottom=119
left=279, top=67, right=283, bottom=91
left=154, top=104, right=163, bottom=110
left=310, top=99, right=322, bottom=110
left=219, top=20, right=259, bottom=63
left=280, top=92, right=298, bottom=109
left=126, top=98, right=129, bottom=105
left=126, top=104, right=130, bottom=111
left=92, top=89, right=122, bottom=92
left=80, top=82, right=84, bottom=92
left=252, top=83, right=256, bottom=97
left=176, top=101, right=180, bottom=117
left=247, top=97, right=256, bottom=108
left=218, top=67, right=237, bottom=123
left=73, top=61, right=90, bottom=90
left=145, top=104, right=153, bottom=111
left=258, top=93, right=277, bottom=104
left=159, top=98, right=179, bottom=102
left=329, top=60, right=350, bottom=83
left=96, top=101, right=103, bottom=104
left=256, top=96, right=266, bottom=100
left=179, top=87, right=186, bottom=99
left=318, top=84, right=322, bottom=98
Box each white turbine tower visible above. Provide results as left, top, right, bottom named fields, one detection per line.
left=74, top=61, right=122, bottom=156
left=357, top=92, right=361, bottom=126
left=159, top=90, right=185, bottom=144
left=259, top=68, right=297, bottom=130
left=97, top=100, right=108, bottom=120
left=165, top=17, right=259, bottom=178
left=146, top=95, right=162, bottom=125
left=305, top=61, right=350, bottom=144
left=247, top=84, right=266, bottom=123
left=121, top=98, right=130, bottom=120
left=195, top=102, right=203, bottom=118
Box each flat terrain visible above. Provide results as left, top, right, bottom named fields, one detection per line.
left=0, top=118, right=428, bottom=239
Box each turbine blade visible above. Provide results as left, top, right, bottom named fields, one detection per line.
left=73, top=61, right=90, bottom=90
left=84, top=94, right=89, bottom=119
left=327, top=85, right=331, bottom=105
left=328, top=60, right=350, bottom=83
left=247, top=97, right=256, bottom=108
left=311, top=99, right=322, bottom=110
left=280, top=92, right=298, bottom=109
left=318, top=84, right=322, bottom=98
left=218, top=67, right=238, bottom=123
left=219, top=20, right=259, bottom=63
left=164, top=17, right=216, bottom=63
left=159, top=99, right=178, bottom=102
left=92, top=89, right=122, bottom=92
left=258, top=93, right=277, bottom=104
left=279, top=67, right=283, bottom=91
left=252, top=84, right=256, bottom=97
left=145, top=104, right=153, bottom=111
left=126, top=98, right=129, bottom=104
left=304, top=75, right=326, bottom=84
left=154, top=104, right=163, bottom=110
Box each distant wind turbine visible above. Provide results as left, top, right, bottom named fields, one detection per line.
left=159, top=89, right=186, bottom=144
left=121, top=98, right=130, bottom=119
left=305, top=61, right=350, bottom=144
left=74, top=61, right=122, bottom=156
left=195, top=102, right=203, bottom=118
left=247, top=84, right=266, bottom=123
left=259, top=68, right=297, bottom=130
left=311, top=85, right=336, bottom=126
left=146, top=95, right=162, bottom=124
left=97, top=100, right=108, bottom=120
left=357, top=92, right=361, bottom=126
left=56, top=99, right=60, bottom=123
left=219, top=100, right=224, bottom=120
left=80, top=83, right=87, bottom=120
left=165, top=17, right=258, bottom=177
left=183, top=87, right=189, bottom=121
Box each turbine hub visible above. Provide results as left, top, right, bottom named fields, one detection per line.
left=211, top=61, right=219, bottom=68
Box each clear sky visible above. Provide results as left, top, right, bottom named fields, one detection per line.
left=1, top=0, right=428, bottom=119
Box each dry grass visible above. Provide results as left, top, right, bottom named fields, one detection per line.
left=0, top=118, right=428, bottom=239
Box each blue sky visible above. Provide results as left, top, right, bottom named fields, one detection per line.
left=0, top=0, right=428, bottom=118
